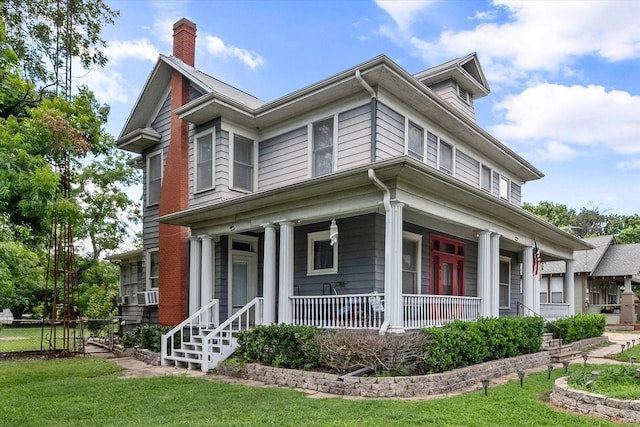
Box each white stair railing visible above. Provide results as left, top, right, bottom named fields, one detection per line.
left=161, top=299, right=220, bottom=366
left=201, top=297, right=263, bottom=371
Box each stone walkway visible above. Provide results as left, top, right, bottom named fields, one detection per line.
left=85, top=330, right=640, bottom=399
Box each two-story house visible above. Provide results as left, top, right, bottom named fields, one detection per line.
left=114, top=18, right=590, bottom=370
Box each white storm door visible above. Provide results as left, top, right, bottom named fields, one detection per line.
left=230, top=252, right=257, bottom=313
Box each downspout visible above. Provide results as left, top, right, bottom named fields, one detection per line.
left=355, top=70, right=377, bottom=163
left=367, top=168, right=390, bottom=335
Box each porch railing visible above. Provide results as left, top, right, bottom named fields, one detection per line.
left=539, top=303, right=570, bottom=321
left=291, top=293, right=385, bottom=329
left=403, top=294, right=481, bottom=329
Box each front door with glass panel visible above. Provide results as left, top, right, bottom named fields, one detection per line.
left=230, top=252, right=257, bottom=314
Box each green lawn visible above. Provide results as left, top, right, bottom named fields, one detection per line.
left=0, top=357, right=635, bottom=427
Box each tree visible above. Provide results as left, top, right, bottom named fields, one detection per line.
left=522, top=201, right=577, bottom=233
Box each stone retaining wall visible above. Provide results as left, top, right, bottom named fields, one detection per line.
left=568, top=336, right=609, bottom=352
left=550, top=377, right=640, bottom=423
left=216, top=351, right=550, bottom=398
left=111, top=345, right=161, bottom=366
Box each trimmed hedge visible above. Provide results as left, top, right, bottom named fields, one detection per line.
left=545, top=313, right=606, bottom=344
left=420, top=317, right=544, bottom=374
left=121, top=325, right=172, bottom=352
left=235, top=324, right=324, bottom=370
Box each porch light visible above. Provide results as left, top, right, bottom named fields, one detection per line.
left=517, top=370, right=525, bottom=387
left=329, top=219, right=338, bottom=246
left=481, top=378, right=489, bottom=396
left=562, top=360, right=570, bottom=373
left=547, top=364, right=553, bottom=379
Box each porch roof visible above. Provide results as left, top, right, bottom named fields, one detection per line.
left=159, top=156, right=590, bottom=259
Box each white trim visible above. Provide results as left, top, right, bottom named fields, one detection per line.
left=309, top=116, right=336, bottom=177
left=146, top=149, right=163, bottom=206
left=227, top=235, right=259, bottom=313
left=229, top=132, right=255, bottom=193
left=402, top=231, right=422, bottom=294
left=480, top=163, right=492, bottom=193
left=194, top=127, right=216, bottom=193
left=406, top=120, right=424, bottom=162
left=307, top=230, right=338, bottom=275
left=499, top=175, right=509, bottom=200
left=438, top=138, right=454, bottom=174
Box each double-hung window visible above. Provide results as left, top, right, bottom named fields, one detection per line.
left=439, top=140, right=453, bottom=174
left=233, top=135, right=254, bottom=192
left=307, top=230, right=338, bottom=275
left=146, top=150, right=162, bottom=206
left=147, top=250, right=159, bottom=289
left=499, top=257, right=510, bottom=308
left=312, top=117, right=334, bottom=177
left=402, top=231, right=422, bottom=294
left=195, top=131, right=214, bottom=192
left=408, top=122, right=424, bottom=161
left=481, top=165, right=491, bottom=192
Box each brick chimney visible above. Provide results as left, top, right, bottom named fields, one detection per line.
left=157, top=18, right=197, bottom=326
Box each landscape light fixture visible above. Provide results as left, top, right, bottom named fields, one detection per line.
left=562, top=360, right=570, bottom=373
left=517, top=370, right=525, bottom=388
left=628, top=341, right=631, bottom=349
left=582, top=354, right=589, bottom=366
left=481, top=378, right=490, bottom=396
left=635, top=369, right=640, bottom=379
left=631, top=356, right=637, bottom=364
left=547, top=364, right=554, bottom=380
left=621, top=343, right=627, bottom=353
left=633, top=339, right=636, bottom=347
left=591, top=371, right=599, bottom=381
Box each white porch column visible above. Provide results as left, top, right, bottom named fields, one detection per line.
left=477, top=231, right=492, bottom=318
left=278, top=221, right=294, bottom=324
left=188, top=236, right=201, bottom=315
left=565, top=259, right=575, bottom=316
left=262, top=223, right=277, bottom=325
left=533, top=270, right=541, bottom=316
left=490, top=233, right=501, bottom=318
left=385, top=201, right=405, bottom=334
left=200, top=235, right=214, bottom=306
left=521, top=246, right=534, bottom=316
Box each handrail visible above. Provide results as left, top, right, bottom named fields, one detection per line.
left=517, top=301, right=563, bottom=346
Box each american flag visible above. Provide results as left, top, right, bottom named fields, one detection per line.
left=532, top=243, right=542, bottom=276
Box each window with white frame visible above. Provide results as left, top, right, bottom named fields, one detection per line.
left=121, top=263, right=138, bottom=301
left=147, top=249, right=159, bottom=289
left=312, top=117, right=334, bottom=177
left=439, top=140, right=453, bottom=174
left=146, top=150, right=162, bottom=206
left=195, top=131, right=214, bottom=192
left=481, top=165, right=491, bottom=192
left=232, top=134, right=254, bottom=192
left=407, top=122, right=424, bottom=161
left=402, top=231, right=422, bottom=294
left=499, top=175, right=509, bottom=200
left=499, top=256, right=511, bottom=308
left=307, top=230, right=337, bottom=275
left=550, top=276, right=563, bottom=303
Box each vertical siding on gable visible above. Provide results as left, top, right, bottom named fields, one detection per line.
left=455, top=150, right=480, bottom=188
left=376, top=102, right=405, bottom=160
left=337, top=104, right=371, bottom=169
left=258, top=126, right=308, bottom=190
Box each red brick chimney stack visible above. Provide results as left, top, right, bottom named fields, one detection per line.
left=158, top=18, right=197, bottom=326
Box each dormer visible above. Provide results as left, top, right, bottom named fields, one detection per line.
left=414, top=52, right=489, bottom=122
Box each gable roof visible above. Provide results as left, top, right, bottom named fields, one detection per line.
left=413, top=52, right=490, bottom=99
left=592, top=243, right=640, bottom=278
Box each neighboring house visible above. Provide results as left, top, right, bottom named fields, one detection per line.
left=112, top=18, right=590, bottom=370
left=542, top=235, right=640, bottom=324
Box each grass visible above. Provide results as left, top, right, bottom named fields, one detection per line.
left=609, top=339, right=640, bottom=363
left=568, top=364, right=640, bottom=399
left=0, top=325, right=83, bottom=352
left=0, top=357, right=636, bottom=427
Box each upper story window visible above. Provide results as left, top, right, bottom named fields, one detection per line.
left=232, top=134, right=254, bottom=192
left=439, top=140, right=453, bottom=174
left=195, top=131, right=214, bottom=192
left=147, top=249, right=159, bottom=289
left=312, top=117, right=334, bottom=177
left=307, top=230, right=338, bottom=275
left=146, top=150, right=162, bottom=206
left=499, top=175, right=509, bottom=200
left=457, top=84, right=471, bottom=105
left=121, top=263, right=138, bottom=300
left=407, top=122, right=424, bottom=161
left=481, top=165, right=492, bottom=192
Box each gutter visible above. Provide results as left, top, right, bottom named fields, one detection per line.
left=367, top=168, right=390, bottom=335
left=356, top=70, right=378, bottom=163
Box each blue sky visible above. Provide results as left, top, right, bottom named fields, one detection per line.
left=84, top=0, right=640, bottom=216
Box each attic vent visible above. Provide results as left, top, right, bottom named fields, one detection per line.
left=458, top=85, right=471, bottom=104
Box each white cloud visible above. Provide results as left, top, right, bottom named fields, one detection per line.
left=104, top=39, right=159, bottom=65
left=75, top=65, right=129, bottom=104
left=617, top=158, right=640, bottom=170
left=374, top=0, right=436, bottom=33
left=492, top=83, right=640, bottom=154
left=527, top=140, right=579, bottom=163
left=203, top=35, right=264, bottom=70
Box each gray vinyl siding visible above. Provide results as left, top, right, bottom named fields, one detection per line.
left=375, top=102, right=404, bottom=160
left=337, top=104, right=371, bottom=169
left=426, top=132, right=438, bottom=168
left=426, top=79, right=476, bottom=122
left=258, top=126, right=308, bottom=190
left=492, top=171, right=500, bottom=196
left=455, top=150, right=480, bottom=188
left=215, top=237, right=228, bottom=319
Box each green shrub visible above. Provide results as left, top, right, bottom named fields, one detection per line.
left=120, top=325, right=173, bottom=352
left=235, top=324, right=323, bottom=370
left=420, top=317, right=544, bottom=374
left=546, top=313, right=605, bottom=344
